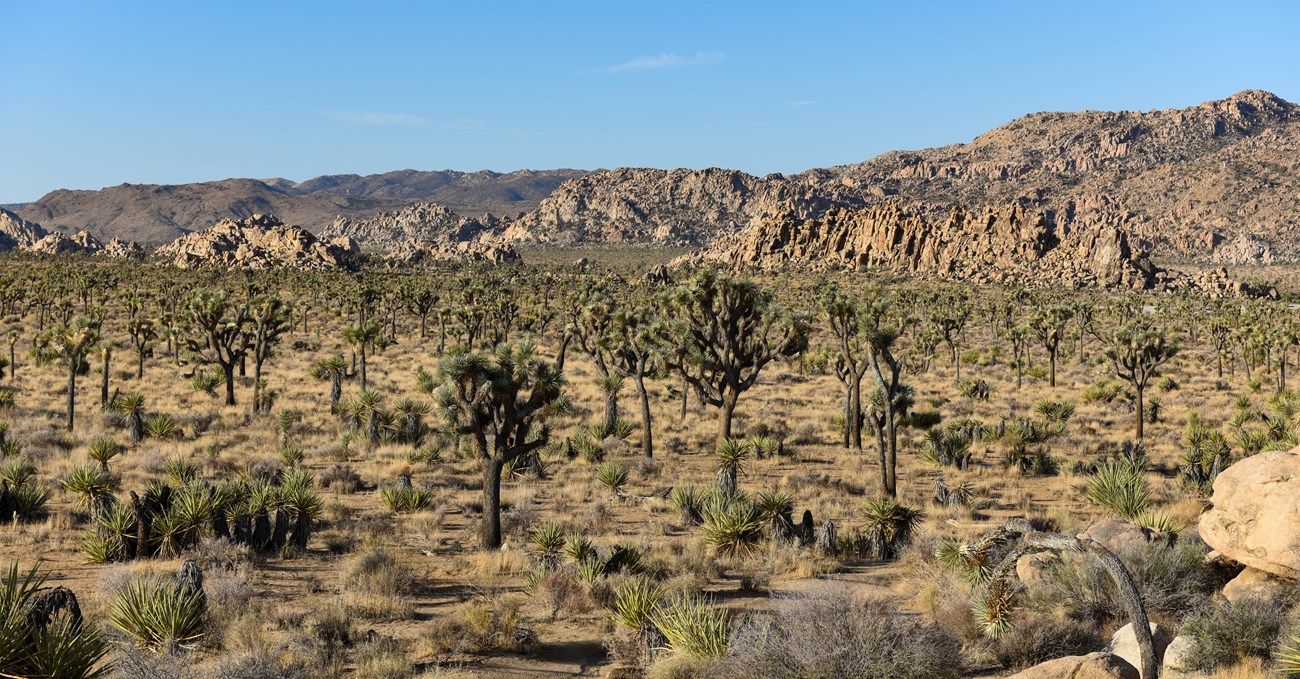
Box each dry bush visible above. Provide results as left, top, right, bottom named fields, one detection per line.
left=341, top=546, right=419, bottom=621
left=425, top=595, right=537, bottom=655
left=991, top=613, right=1102, bottom=670
left=717, top=592, right=962, bottom=679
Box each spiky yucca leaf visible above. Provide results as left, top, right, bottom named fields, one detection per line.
left=610, top=578, right=661, bottom=632
left=596, top=461, right=630, bottom=494
left=700, top=494, right=763, bottom=557
left=653, top=594, right=730, bottom=658
left=107, top=577, right=206, bottom=650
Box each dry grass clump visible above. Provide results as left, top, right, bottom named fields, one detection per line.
left=340, top=545, right=420, bottom=620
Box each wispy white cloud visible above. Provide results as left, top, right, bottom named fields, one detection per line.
left=323, top=109, right=428, bottom=125
left=787, top=100, right=818, bottom=109
left=601, top=51, right=727, bottom=73
left=435, top=117, right=487, bottom=131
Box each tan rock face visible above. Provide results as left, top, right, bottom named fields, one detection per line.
left=323, top=201, right=503, bottom=253
left=390, top=239, right=521, bottom=266
left=0, top=207, right=49, bottom=250
left=1221, top=566, right=1293, bottom=603
left=1109, top=622, right=1172, bottom=678
left=1006, top=652, right=1138, bottom=679
left=1199, top=446, right=1300, bottom=579
left=155, top=214, right=355, bottom=271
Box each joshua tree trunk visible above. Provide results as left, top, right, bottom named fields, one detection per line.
left=359, top=344, right=368, bottom=392
left=635, top=374, right=653, bottom=458
left=481, top=457, right=505, bottom=549
left=850, top=377, right=864, bottom=450
left=100, top=349, right=111, bottom=409
left=1048, top=347, right=1058, bottom=388
left=66, top=362, right=78, bottom=433
left=223, top=364, right=236, bottom=406
left=718, top=389, right=738, bottom=446
left=1134, top=384, right=1145, bottom=441
left=330, top=375, right=342, bottom=413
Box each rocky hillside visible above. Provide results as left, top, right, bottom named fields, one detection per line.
left=18, top=169, right=588, bottom=246
left=500, top=167, right=865, bottom=245
left=0, top=208, right=141, bottom=257
left=818, top=89, right=1300, bottom=260
left=322, top=201, right=506, bottom=253
left=501, top=91, right=1300, bottom=259
left=155, top=214, right=358, bottom=271
left=682, top=201, right=1263, bottom=297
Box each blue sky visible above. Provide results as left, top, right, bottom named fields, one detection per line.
left=3, top=0, right=1299, bottom=202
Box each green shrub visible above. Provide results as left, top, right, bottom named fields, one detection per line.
left=107, top=576, right=207, bottom=650
left=1180, top=596, right=1288, bottom=672
left=992, top=613, right=1101, bottom=670
left=700, top=494, right=763, bottom=557
left=1084, top=459, right=1151, bottom=520
left=378, top=485, right=433, bottom=513
left=596, top=461, right=630, bottom=495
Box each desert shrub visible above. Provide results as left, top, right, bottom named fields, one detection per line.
left=0, top=564, right=110, bottom=679
left=1036, top=537, right=1218, bottom=626
left=1180, top=596, right=1289, bottom=672
left=111, top=646, right=197, bottom=679
left=458, top=596, right=536, bottom=653
left=597, top=461, right=630, bottom=494
left=719, top=592, right=961, bottom=679
left=320, top=464, right=363, bottom=493
left=992, top=613, right=1102, bottom=669
left=212, top=644, right=314, bottom=679
left=700, top=494, right=763, bottom=557
left=341, top=546, right=417, bottom=621
left=654, top=594, right=729, bottom=659
left=107, top=575, right=207, bottom=650
left=379, top=485, right=433, bottom=513
left=1084, top=459, right=1151, bottom=520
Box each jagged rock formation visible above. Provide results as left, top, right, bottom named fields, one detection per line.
left=1207, top=232, right=1275, bottom=264
left=0, top=208, right=48, bottom=250
left=389, top=239, right=521, bottom=265
left=0, top=208, right=142, bottom=257
left=500, top=167, right=864, bottom=245
left=323, top=201, right=505, bottom=252
left=155, top=214, right=355, bottom=271
left=822, top=89, right=1300, bottom=259
left=1200, top=446, right=1300, bottom=580
left=680, top=201, right=1269, bottom=297
left=18, top=169, right=588, bottom=246
left=680, top=202, right=1158, bottom=290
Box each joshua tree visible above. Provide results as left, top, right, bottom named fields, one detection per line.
left=125, top=316, right=156, bottom=380
left=1030, top=303, right=1074, bottom=388
left=824, top=288, right=871, bottom=450
left=1105, top=320, right=1178, bottom=441
left=858, top=286, right=912, bottom=498
left=401, top=282, right=439, bottom=340
left=431, top=342, right=566, bottom=549
left=96, top=340, right=114, bottom=410
left=38, top=316, right=100, bottom=432
left=309, top=354, right=350, bottom=413
left=663, top=271, right=809, bottom=445
left=183, top=290, right=248, bottom=406
left=5, top=330, right=17, bottom=383
left=343, top=319, right=385, bottom=393
left=927, top=292, right=971, bottom=382
left=570, top=285, right=624, bottom=438
left=610, top=305, right=662, bottom=458
left=247, top=295, right=293, bottom=413
left=114, top=392, right=148, bottom=443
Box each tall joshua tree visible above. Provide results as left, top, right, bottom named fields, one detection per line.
left=343, top=319, right=385, bottom=393
left=610, top=304, right=662, bottom=458
left=824, top=288, right=871, bottom=450
left=183, top=290, right=249, bottom=406
left=247, top=295, right=293, bottom=413
left=125, top=316, right=157, bottom=380
left=571, top=285, right=623, bottom=437
left=663, top=271, right=809, bottom=446
left=431, top=342, right=566, bottom=549
left=309, top=354, right=350, bottom=413
left=928, top=291, right=971, bottom=383
left=1030, top=303, right=1074, bottom=388
left=1105, top=320, right=1178, bottom=442
left=38, top=316, right=100, bottom=432
left=859, top=287, right=913, bottom=498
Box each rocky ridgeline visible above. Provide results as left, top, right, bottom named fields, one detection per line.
left=0, top=208, right=142, bottom=257
left=388, top=239, right=521, bottom=265
left=500, top=167, right=866, bottom=245
left=322, top=201, right=507, bottom=252
left=155, top=214, right=357, bottom=271
left=678, top=201, right=1269, bottom=297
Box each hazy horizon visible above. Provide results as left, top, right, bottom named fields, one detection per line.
left=4, top=0, right=1299, bottom=203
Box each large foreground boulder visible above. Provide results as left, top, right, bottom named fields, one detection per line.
left=1109, top=622, right=1172, bottom=678
left=1199, top=446, right=1300, bottom=579
left=1007, top=652, right=1138, bottom=679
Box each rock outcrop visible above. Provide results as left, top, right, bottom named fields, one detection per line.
left=1006, top=652, right=1138, bottom=679
left=322, top=201, right=506, bottom=252
left=28, top=230, right=103, bottom=255
left=1109, top=622, right=1172, bottom=678
left=501, top=167, right=865, bottom=245
left=155, top=214, right=355, bottom=271
left=1200, top=446, right=1300, bottom=579
left=389, top=239, right=521, bottom=265
left=0, top=208, right=48, bottom=250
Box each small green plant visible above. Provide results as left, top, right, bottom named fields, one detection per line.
left=107, top=575, right=207, bottom=650
left=146, top=414, right=180, bottom=441
left=1084, top=459, right=1152, bottom=521
left=610, top=577, right=662, bottom=633
left=653, top=594, right=730, bottom=658
left=596, top=461, right=630, bottom=495
left=0, top=458, right=35, bottom=488
left=12, top=482, right=51, bottom=520
left=279, top=445, right=305, bottom=468
left=188, top=369, right=223, bottom=397
left=529, top=521, right=566, bottom=567
left=565, top=534, right=598, bottom=564
left=860, top=496, right=922, bottom=560
left=86, top=437, right=121, bottom=471
left=163, top=456, right=199, bottom=484
left=62, top=465, right=113, bottom=512
left=1278, top=636, right=1300, bottom=675
left=379, top=485, right=433, bottom=513
left=670, top=483, right=705, bottom=525
left=700, top=494, right=763, bottom=557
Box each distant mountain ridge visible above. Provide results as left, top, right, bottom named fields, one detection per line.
left=17, top=169, right=589, bottom=246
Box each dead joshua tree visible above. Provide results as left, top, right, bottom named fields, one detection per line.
left=972, top=519, right=1158, bottom=678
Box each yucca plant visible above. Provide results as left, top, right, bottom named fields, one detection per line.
left=62, top=465, right=114, bottom=513
left=669, top=483, right=705, bottom=526
left=0, top=563, right=110, bottom=678
left=610, top=577, right=662, bottom=633
left=146, top=414, right=180, bottom=441
left=0, top=457, right=35, bottom=488
left=753, top=488, right=794, bottom=537
left=1033, top=398, right=1076, bottom=423
left=576, top=558, right=606, bottom=588
left=406, top=443, right=443, bottom=466
left=188, top=369, right=222, bottom=397
left=112, top=392, right=147, bottom=443
left=12, top=482, right=51, bottom=520
left=700, top=493, right=763, bottom=557
left=529, top=521, right=566, bottom=567
left=275, top=408, right=296, bottom=443
left=566, top=533, right=598, bottom=564
left=379, top=485, right=433, bottom=513
left=746, top=434, right=779, bottom=459
left=935, top=537, right=994, bottom=585
left=596, top=461, right=630, bottom=495
left=714, top=438, right=751, bottom=490
left=162, top=455, right=198, bottom=484
left=86, top=437, right=122, bottom=471
left=107, top=576, right=207, bottom=650
left=1084, top=459, right=1152, bottom=521
left=973, top=579, right=1017, bottom=639
left=279, top=445, right=305, bottom=468
left=860, top=496, right=922, bottom=560
left=0, top=440, right=19, bottom=458
left=1278, top=636, right=1300, bottom=675
left=653, top=594, right=730, bottom=658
